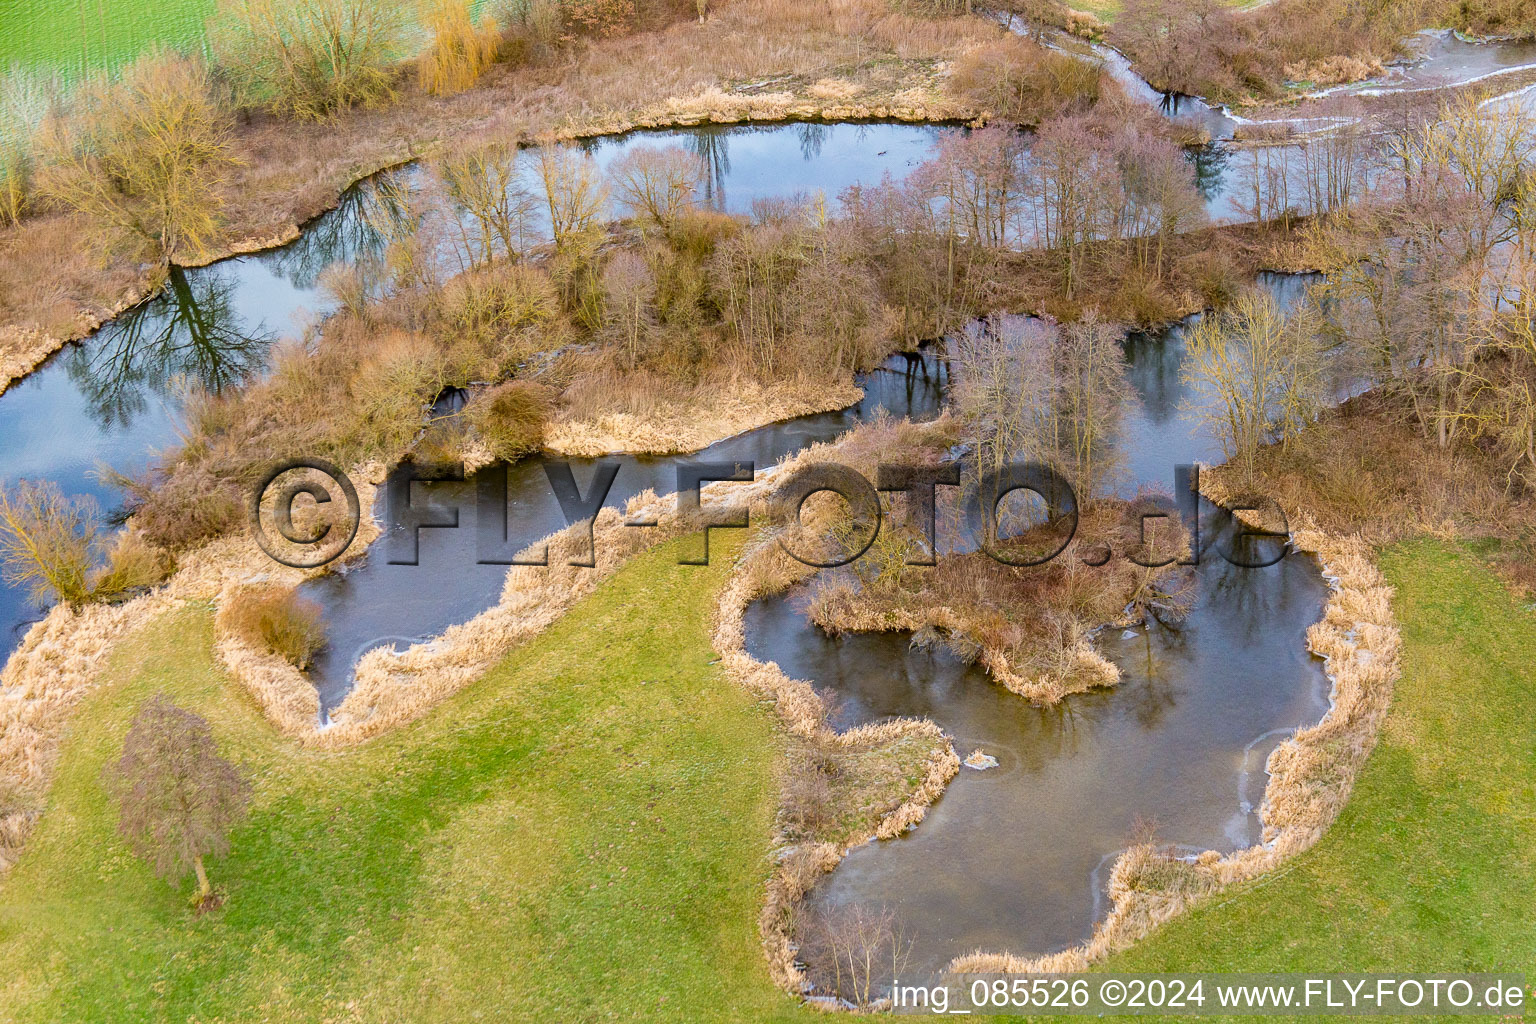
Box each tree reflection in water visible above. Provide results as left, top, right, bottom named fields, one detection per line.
left=65, top=266, right=273, bottom=430
left=260, top=182, right=392, bottom=290
left=1188, top=142, right=1233, bottom=200
left=797, top=122, right=829, bottom=161
left=688, top=126, right=731, bottom=207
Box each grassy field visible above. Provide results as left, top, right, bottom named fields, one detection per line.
left=0, top=536, right=808, bottom=1022
left=1088, top=540, right=1536, bottom=1003
left=0, top=0, right=214, bottom=77
left=1, top=536, right=1531, bottom=1020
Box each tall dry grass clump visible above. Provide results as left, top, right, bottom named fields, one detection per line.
left=418, top=0, right=502, bottom=97
left=220, top=586, right=326, bottom=670
left=210, top=0, right=406, bottom=120
left=39, top=51, right=235, bottom=263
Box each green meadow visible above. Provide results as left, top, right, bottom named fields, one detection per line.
left=0, top=0, right=214, bottom=77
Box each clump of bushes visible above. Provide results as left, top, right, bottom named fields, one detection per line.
left=467, top=380, right=551, bottom=459
left=210, top=0, right=406, bottom=120
left=223, top=586, right=327, bottom=669
left=121, top=461, right=244, bottom=554
left=948, top=34, right=1104, bottom=124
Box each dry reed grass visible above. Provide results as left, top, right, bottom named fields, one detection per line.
left=715, top=524, right=959, bottom=996
left=701, top=416, right=1043, bottom=997
left=546, top=374, right=863, bottom=456
left=949, top=484, right=1400, bottom=974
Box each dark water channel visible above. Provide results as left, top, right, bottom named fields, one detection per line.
left=741, top=272, right=1334, bottom=979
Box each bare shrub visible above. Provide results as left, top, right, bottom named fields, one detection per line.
left=0, top=480, right=95, bottom=605
left=122, top=462, right=244, bottom=553
left=467, top=379, right=550, bottom=459
left=600, top=249, right=655, bottom=364
left=105, top=694, right=251, bottom=906
left=948, top=34, right=1102, bottom=124
left=709, top=207, right=887, bottom=378
left=799, top=902, right=914, bottom=1008
left=211, top=0, right=405, bottom=120
left=780, top=742, right=841, bottom=840
left=224, top=586, right=327, bottom=669
left=418, top=0, right=501, bottom=97
left=608, top=145, right=705, bottom=229
left=562, top=0, right=638, bottom=37
left=498, top=0, right=562, bottom=59
left=437, top=260, right=563, bottom=376
left=40, top=52, right=235, bottom=262
left=89, top=531, right=175, bottom=600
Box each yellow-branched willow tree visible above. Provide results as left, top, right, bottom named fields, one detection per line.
left=41, top=51, right=236, bottom=264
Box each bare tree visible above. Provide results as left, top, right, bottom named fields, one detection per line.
left=1114, top=125, right=1207, bottom=277
left=607, top=144, right=705, bottom=230
left=41, top=52, right=235, bottom=262
left=1182, top=290, right=1327, bottom=483
left=1057, top=310, right=1131, bottom=507
left=801, top=902, right=914, bottom=1009
left=106, top=695, right=251, bottom=907
left=1233, top=141, right=1296, bottom=228
left=0, top=65, right=55, bottom=227
left=1023, top=115, right=1118, bottom=295
left=435, top=141, right=538, bottom=269
left=1115, top=0, right=1217, bottom=96
left=534, top=143, right=608, bottom=254
left=915, top=127, right=1024, bottom=249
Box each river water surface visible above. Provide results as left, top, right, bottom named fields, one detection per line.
left=741, top=272, right=1334, bottom=979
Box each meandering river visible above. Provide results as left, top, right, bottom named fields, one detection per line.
left=0, top=29, right=1506, bottom=988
